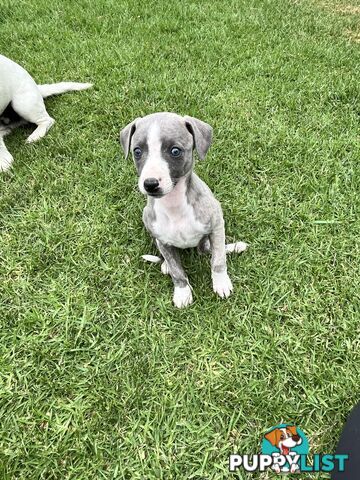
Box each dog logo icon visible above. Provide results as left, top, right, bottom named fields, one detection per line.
left=261, top=424, right=309, bottom=473
left=229, top=423, right=347, bottom=474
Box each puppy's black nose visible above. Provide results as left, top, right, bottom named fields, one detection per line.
left=144, top=178, right=160, bottom=193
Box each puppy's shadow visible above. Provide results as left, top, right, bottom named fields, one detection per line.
left=1, top=103, right=42, bottom=150
left=1, top=104, right=22, bottom=123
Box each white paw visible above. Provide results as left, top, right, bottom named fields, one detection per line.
left=141, top=254, right=162, bottom=264
left=26, top=119, right=55, bottom=143
left=173, top=285, right=193, bottom=308
left=226, top=241, right=248, bottom=254
left=273, top=464, right=281, bottom=474
left=26, top=131, right=43, bottom=143
left=212, top=271, right=233, bottom=298
left=0, top=151, right=14, bottom=172
left=161, top=261, right=169, bottom=275
left=234, top=241, right=248, bottom=253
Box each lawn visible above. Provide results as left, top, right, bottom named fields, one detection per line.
left=0, top=0, right=359, bottom=478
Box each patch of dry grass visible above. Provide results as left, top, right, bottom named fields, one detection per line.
left=319, top=1, right=360, bottom=15
left=346, top=28, right=360, bottom=42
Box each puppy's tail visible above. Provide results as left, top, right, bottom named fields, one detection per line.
left=38, top=82, right=93, bottom=98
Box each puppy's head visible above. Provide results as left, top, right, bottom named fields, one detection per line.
left=120, top=112, right=212, bottom=198
left=265, top=426, right=302, bottom=452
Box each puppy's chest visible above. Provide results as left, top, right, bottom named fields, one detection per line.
left=152, top=201, right=209, bottom=249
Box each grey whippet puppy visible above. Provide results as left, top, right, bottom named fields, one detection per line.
left=120, top=112, right=247, bottom=308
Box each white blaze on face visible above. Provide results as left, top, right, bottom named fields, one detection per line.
left=280, top=428, right=298, bottom=449
left=138, top=122, right=173, bottom=195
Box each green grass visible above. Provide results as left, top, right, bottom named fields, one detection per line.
left=1, top=0, right=359, bottom=478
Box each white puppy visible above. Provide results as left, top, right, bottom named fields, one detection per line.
left=0, top=54, right=92, bottom=171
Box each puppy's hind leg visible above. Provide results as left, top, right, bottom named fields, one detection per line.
left=225, top=241, right=248, bottom=254
left=141, top=253, right=169, bottom=275
left=161, top=261, right=169, bottom=275
left=198, top=236, right=248, bottom=255
left=0, top=128, right=14, bottom=172
left=11, top=89, right=55, bottom=144
left=197, top=235, right=211, bottom=255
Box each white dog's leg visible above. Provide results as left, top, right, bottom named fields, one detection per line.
left=198, top=238, right=248, bottom=255
left=0, top=130, right=13, bottom=172
left=11, top=88, right=55, bottom=144
left=225, top=241, right=248, bottom=254
left=161, top=260, right=169, bottom=275
left=25, top=117, right=55, bottom=143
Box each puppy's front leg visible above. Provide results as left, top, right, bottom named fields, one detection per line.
left=210, top=221, right=233, bottom=298
left=156, top=240, right=193, bottom=308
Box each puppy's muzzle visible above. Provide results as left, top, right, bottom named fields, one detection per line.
left=144, top=177, right=161, bottom=195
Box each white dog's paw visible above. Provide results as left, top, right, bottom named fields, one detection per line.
left=142, top=254, right=162, bottom=264
left=26, top=129, right=45, bottom=143
left=225, top=241, right=248, bottom=254
left=173, top=285, right=193, bottom=308
left=0, top=151, right=14, bottom=172
left=212, top=271, right=233, bottom=298
left=161, top=261, right=169, bottom=275
left=26, top=118, right=55, bottom=144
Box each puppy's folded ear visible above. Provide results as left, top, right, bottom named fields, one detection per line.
left=120, top=118, right=140, bottom=159
left=264, top=429, right=280, bottom=446
left=184, top=115, right=213, bottom=160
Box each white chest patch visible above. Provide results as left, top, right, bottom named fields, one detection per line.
left=152, top=185, right=209, bottom=249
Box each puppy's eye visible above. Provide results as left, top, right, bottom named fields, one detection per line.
left=170, top=146, right=182, bottom=157
left=133, top=147, right=142, bottom=159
